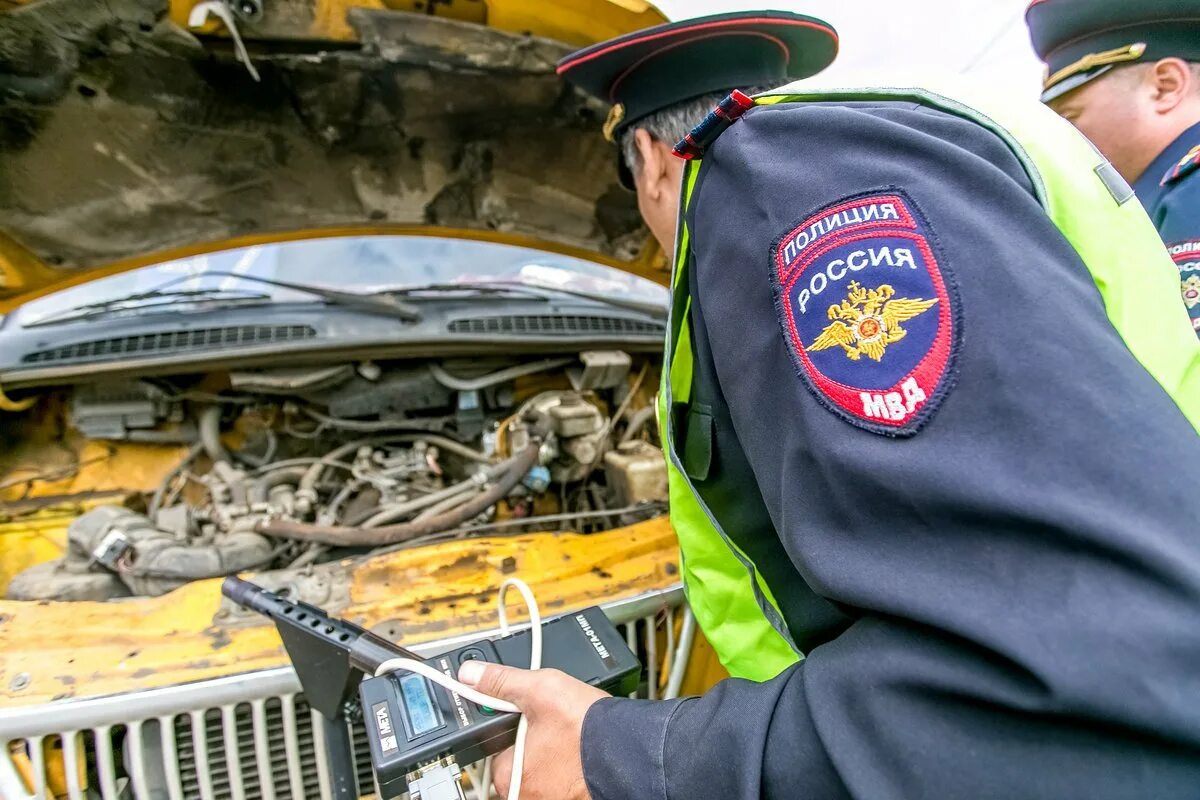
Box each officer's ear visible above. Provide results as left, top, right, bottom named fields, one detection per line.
left=633, top=128, right=673, bottom=201
left=1148, top=58, right=1195, bottom=113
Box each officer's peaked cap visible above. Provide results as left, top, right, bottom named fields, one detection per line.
left=557, top=11, right=838, bottom=188
left=1027, top=0, right=1200, bottom=102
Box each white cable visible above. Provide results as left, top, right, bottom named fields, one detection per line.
left=374, top=577, right=542, bottom=800
left=188, top=0, right=262, bottom=82
left=497, top=578, right=541, bottom=800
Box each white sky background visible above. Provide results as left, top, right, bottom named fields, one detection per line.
left=651, top=0, right=1045, bottom=96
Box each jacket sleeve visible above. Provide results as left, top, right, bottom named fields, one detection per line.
left=579, top=101, right=1200, bottom=800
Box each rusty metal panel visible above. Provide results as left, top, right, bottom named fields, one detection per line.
left=0, top=519, right=680, bottom=707
left=0, top=0, right=666, bottom=307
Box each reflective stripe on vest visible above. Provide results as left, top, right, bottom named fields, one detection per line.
left=659, top=163, right=803, bottom=682
left=663, top=82, right=1200, bottom=683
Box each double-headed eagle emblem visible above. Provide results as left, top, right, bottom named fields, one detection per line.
left=807, top=282, right=938, bottom=362
left=1183, top=275, right=1200, bottom=309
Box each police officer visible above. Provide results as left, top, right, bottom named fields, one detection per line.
left=1027, top=0, right=1200, bottom=333
left=454, top=12, right=1200, bottom=800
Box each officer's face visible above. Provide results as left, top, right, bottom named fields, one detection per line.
left=1048, top=67, right=1163, bottom=182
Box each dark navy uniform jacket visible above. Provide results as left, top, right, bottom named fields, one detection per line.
left=1134, top=120, right=1200, bottom=336
left=580, top=101, right=1200, bottom=799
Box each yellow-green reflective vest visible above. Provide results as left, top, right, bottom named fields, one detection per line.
left=658, top=82, right=1200, bottom=682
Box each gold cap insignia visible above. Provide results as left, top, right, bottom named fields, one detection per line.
left=1044, top=42, right=1147, bottom=91
left=602, top=103, right=625, bottom=144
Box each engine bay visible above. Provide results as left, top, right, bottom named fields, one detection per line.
left=3, top=352, right=667, bottom=602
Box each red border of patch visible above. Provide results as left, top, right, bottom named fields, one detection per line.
left=781, top=229, right=953, bottom=429
left=1168, top=239, right=1200, bottom=265
left=777, top=194, right=917, bottom=281
left=769, top=189, right=961, bottom=437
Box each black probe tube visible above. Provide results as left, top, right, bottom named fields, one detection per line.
left=221, top=575, right=422, bottom=671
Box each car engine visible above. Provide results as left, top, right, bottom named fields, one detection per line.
left=5, top=352, right=667, bottom=601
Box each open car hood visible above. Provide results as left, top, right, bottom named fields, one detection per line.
left=0, top=0, right=667, bottom=311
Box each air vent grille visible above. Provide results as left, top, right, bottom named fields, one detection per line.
left=22, top=325, right=317, bottom=365
left=447, top=315, right=664, bottom=337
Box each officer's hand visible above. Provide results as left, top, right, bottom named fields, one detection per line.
left=457, top=660, right=607, bottom=800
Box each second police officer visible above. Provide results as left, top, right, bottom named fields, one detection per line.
left=1028, top=0, right=1200, bottom=334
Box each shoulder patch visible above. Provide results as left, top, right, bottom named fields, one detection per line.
left=1168, top=239, right=1200, bottom=270
left=769, top=190, right=960, bottom=436
left=1161, top=144, right=1200, bottom=187
left=1170, top=241, right=1200, bottom=330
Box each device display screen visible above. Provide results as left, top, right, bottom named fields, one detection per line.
left=400, top=674, right=440, bottom=737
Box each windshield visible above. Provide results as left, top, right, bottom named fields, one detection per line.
left=12, top=236, right=668, bottom=327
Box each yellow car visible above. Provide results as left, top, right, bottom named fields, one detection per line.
left=0, top=1, right=722, bottom=797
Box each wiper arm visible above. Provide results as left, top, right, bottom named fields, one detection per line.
left=29, top=271, right=423, bottom=328
left=388, top=283, right=550, bottom=301
left=392, top=281, right=667, bottom=320
left=28, top=288, right=273, bottom=327
left=194, top=270, right=423, bottom=322
left=518, top=283, right=668, bottom=320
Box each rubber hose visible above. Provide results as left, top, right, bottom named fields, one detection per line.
left=414, top=488, right=480, bottom=521
left=257, top=442, right=539, bottom=546
left=298, top=433, right=492, bottom=504
left=619, top=406, right=656, bottom=444
left=297, top=439, right=368, bottom=499
left=429, top=358, right=572, bottom=392
left=362, top=460, right=512, bottom=528
left=234, top=426, right=278, bottom=468
left=247, top=466, right=308, bottom=506
left=199, top=406, right=229, bottom=464
left=148, top=442, right=204, bottom=518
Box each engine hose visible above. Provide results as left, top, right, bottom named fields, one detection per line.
left=247, top=466, right=308, bottom=506
left=199, top=406, right=229, bottom=464
left=233, top=426, right=278, bottom=468
left=257, top=442, right=540, bottom=546
left=148, top=442, right=204, bottom=518
left=296, top=439, right=370, bottom=500
left=397, top=434, right=491, bottom=465
left=428, top=358, right=572, bottom=392
left=361, top=460, right=512, bottom=528
left=414, top=488, right=480, bottom=521
left=296, top=433, right=492, bottom=507
left=619, top=406, right=656, bottom=444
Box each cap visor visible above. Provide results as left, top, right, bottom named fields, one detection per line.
left=1041, top=65, right=1113, bottom=103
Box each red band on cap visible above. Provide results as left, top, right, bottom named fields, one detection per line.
left=556, top=16, right=839, bottom=75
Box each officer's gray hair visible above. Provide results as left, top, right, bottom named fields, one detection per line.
left=620, top=87, right=771, bottom=181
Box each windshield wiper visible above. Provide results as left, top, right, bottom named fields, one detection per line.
left=29, top=271, right=423, bottom=328
left=389, top=283, right=552, bottom=301
left=27, top=288, right=274, bottom=327
left=391, top=281, right=667, bottom=320
left=201, top=271, right=422, bottom=321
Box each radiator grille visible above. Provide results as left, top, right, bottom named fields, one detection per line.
left=0, top=596, right=689, bottom=800
left=22, top=326, right=318, bottom=365
left=447, top=315, right=664, bottom=337
left=173, top=697, right=373, bottom=800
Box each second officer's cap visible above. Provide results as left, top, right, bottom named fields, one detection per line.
left=1027, top=0, right=1200, bottom=103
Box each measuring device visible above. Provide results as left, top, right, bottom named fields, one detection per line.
left=222, top=576, right=640, bottom=799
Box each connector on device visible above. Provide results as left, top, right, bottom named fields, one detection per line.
left=407, top=757, right=466, bottom=800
